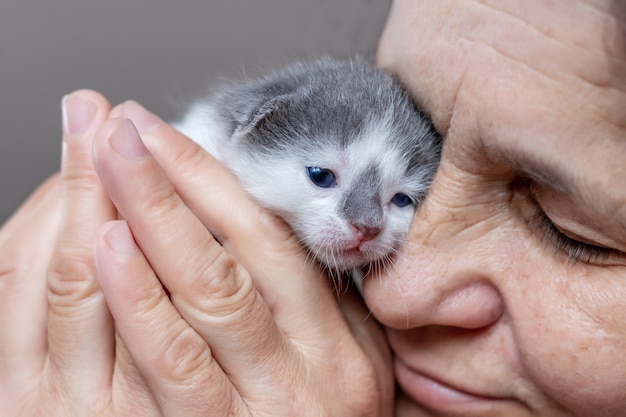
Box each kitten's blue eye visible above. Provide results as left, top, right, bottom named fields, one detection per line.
left=391, top=193, right=413, bottom=208
left=307, top=166, right=336, bottom=188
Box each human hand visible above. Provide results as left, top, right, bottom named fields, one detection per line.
left=91, top=100, right=395, bottom=416
left=0, top=90, right=157, bottom=415
left=1, top=90, right=393, bottom=416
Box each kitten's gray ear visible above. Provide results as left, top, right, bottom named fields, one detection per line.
left=233, top=95, right=290, bottom=137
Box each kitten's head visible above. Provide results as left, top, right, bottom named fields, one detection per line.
left=217, top=58, right=441, bottom=272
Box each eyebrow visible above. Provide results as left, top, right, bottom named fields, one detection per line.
left=507, top=148, right=626, bottom=244
left=506, top=151, right=579, bottom=196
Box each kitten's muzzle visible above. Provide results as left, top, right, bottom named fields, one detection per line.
left=350, top=222, right=381, bottom=243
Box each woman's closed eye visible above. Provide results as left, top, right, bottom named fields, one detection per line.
left=530, top=209, right=622, bottom=265
left=515, top=179, right=626, bottom=266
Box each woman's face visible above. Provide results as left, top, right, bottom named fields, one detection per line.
left=368, top=1, right=626, bottom=416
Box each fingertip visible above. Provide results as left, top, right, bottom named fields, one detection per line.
left=110, top=100, right=163, bottom=133
left=60, top=89, right=113, bottom=197
left=91, top=118, right=148, bottom=179
left=101, top=220, right=140, bottom=256
left=94, top=220, right=136, bottom=293
left=65, top=89, right=110, bottom=105
left=107, top=118, right=151, bottom=160
left=62, top=94, right=96, bottom=137
left=61, top=89, right=111, bottom=138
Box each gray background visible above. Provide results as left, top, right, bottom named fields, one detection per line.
left=0, top=0, right=390, bottom=223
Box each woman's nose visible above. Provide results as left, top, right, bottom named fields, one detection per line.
left=365, top=242, right=505, bottom=330
left=363, top=164, right=507, bottom=330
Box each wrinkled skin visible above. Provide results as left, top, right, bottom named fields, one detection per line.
left=370, top=0, right=626, bottom=416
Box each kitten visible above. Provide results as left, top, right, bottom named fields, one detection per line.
left=174, top=57, right=441, bottom=287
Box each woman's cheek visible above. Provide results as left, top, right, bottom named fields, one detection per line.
left=509, top=260, right=626, bottom=415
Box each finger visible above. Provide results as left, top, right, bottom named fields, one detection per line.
left=93, top=117, right=310, bottom=391
left=110, top=101, right=341, bottom=334
left=47, top=90, right=117, bottom=386
left=110, top=333, right=162, bottom=415
left=338, top=290, right=395, bottom=414
left=98, top=105, right=392, bottom=416
left=95, top=220, right=246, bottom=417
left=0, top=175, right=61, bottom=381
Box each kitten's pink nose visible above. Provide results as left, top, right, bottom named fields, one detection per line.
left=351, top=223, right=381, bottom=242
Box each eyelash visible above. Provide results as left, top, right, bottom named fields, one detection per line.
left=531, top=210, right=615, bottom=266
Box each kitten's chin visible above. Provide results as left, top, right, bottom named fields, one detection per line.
left=317, top=247, right=378, bottom=272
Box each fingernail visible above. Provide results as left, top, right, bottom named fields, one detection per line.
left=104, top=221, right=140, bottom=255
left=120, top=100, right=162, bottom=133
left=109, top=119, right=150, bottom=160
left=62, top=93, right=97, bottom=137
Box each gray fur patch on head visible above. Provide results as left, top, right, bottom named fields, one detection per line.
left=214, top=57, right=439, bottom=157
left=179, top=56, right=442, bottom=273
left=342, top=164, right=383, bottom=230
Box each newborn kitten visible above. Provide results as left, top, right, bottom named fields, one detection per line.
left=174, top=57, right=441, bottom=287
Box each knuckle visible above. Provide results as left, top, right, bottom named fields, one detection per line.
left=157, top=326, right=215, bottom=384
left=127, top=279, right=164, bottom=313
left=169, top=137, right=208, bottom=174
left=47, top=249, right=98, bottom=303
left=139, top=180, right=182, bottom=222
left=167, top=140, right=227, bottom=196
left=61, top=169, right=103, bottom=196
left=193, top=252, right=258, bottom=319
left=175, top=248, right=267, bottom=337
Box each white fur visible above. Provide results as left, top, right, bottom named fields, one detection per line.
left=174, top=104, right=228, bottom=160
left=176, top=101, right=420, bottom=274
left=171, top=57, right=440, bottom=282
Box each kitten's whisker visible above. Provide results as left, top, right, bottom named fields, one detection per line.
left=307, top=239, right=343, bottom=294
left=329, top=247, right=344, bottom=294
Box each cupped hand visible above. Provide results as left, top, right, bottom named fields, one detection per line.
left=0, top=90, right=160, bottom=415
left=91, top=100, right=394, bottom=416
left=0, top=87, right=393, bottom=416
